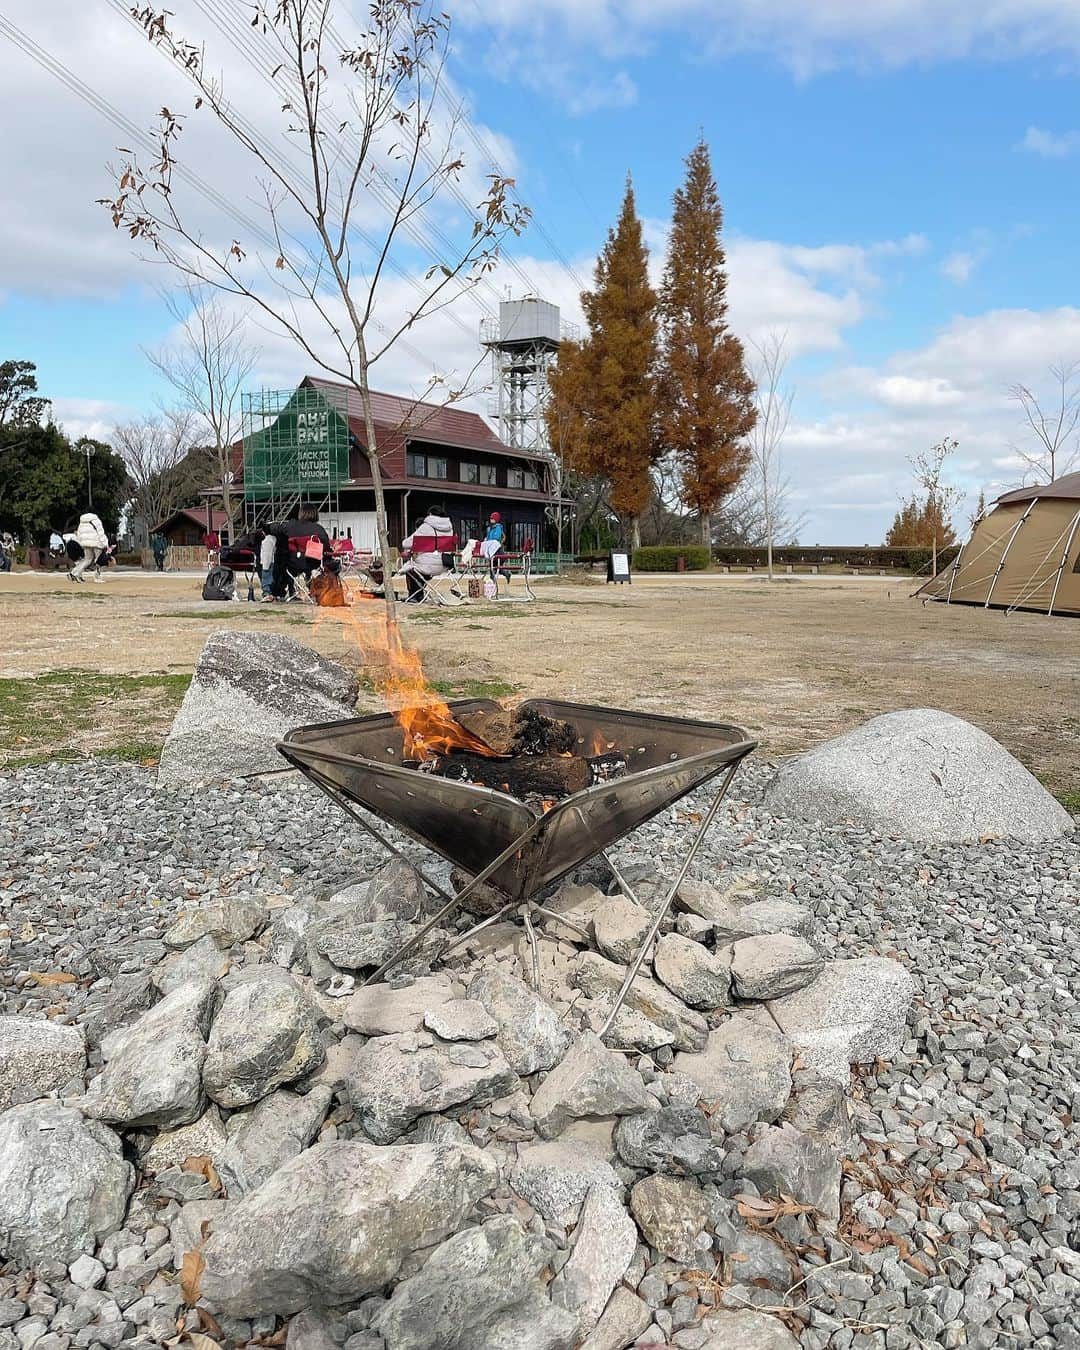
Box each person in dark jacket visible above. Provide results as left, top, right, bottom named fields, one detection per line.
left=267, top=504, right=333, bottom=600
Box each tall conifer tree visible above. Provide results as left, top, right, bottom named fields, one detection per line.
left=660, top=140, right=756, bottom=544
left=548, top=176, right=659, bottom=548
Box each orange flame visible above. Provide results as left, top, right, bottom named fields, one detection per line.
left=590, top=729, right=612, bottom=756
left=314, top=602, right=498, bottom=760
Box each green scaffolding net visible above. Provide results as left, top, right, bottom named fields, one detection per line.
left=242, top=386, right=350, bottom=518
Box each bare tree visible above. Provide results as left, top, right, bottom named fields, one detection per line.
left=1008, top=360, right=1080, bottom=484
left=102, top=0, right=529, bottom=627
left=147, top=285, right=258, bottom=537
left=114, top=409, right=196, bottom=545
left=746, top=333, right=797, bottom=578
left=909, top=435, right=963, bottom=576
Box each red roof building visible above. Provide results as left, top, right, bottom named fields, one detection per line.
left=236, top=376, right=563, bottom=553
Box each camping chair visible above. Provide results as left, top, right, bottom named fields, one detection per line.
left=486, top=538, right=537, bottom=601
left=217, top=545, right=260, bottom=602
left=285, top=535, right=328, bottom=605
left=397, top=530, right=461, bottom=605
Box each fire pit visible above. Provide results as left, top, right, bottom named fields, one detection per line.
left=278, top=699, right=755, bottom=1027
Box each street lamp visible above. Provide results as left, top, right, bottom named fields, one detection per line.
left=76, top=438, right=93, bottom=508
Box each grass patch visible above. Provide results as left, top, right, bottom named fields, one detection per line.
left=431, top=677, right=518, bottom=700
left=0, top=671, right=190, bottom=768
left=1057, top=788, right=1080, bottom=815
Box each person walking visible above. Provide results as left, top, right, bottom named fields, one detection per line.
left=150, top=532, right=168, bottom=572
left=69, top=511, right=108, bottom=583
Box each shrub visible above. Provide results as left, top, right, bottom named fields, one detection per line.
left=632, top=545, right=711, bottom=572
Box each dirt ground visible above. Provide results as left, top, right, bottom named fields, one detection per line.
left=0, top=569, right=1076, bottom=793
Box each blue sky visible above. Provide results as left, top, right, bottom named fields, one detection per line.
left=3, top=0, right=1080, bottom=541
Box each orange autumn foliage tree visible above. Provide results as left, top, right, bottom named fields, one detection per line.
left=659, top=140, right=756, bottom=546
left=547, top=177, right=660, bottom=548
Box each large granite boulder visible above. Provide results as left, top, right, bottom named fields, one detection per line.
left=765, top=708, right=1074, bottom=843
left=672, top=1017, right=793, bottom=1134
left=200, top=1140, right=498, bottom=1316
left=158, top=631, right=359, bottom=785
left=0, top=1102, right=134, bottom=1267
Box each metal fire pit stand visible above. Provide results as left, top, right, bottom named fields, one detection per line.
left=295, top=752, right=745, bottom=1044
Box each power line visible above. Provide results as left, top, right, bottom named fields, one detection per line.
left=0, top=11, right=443, bottom=373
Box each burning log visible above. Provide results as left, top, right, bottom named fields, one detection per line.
left=455, top=706, right=577, bottom=758
left=424, top=750, right=590, bottom=800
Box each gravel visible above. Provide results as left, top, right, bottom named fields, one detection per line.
left=0, top=753, right=1077, bottom=1348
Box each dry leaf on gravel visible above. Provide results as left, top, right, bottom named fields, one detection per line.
left=179, top=1249, right=205, bottom=1304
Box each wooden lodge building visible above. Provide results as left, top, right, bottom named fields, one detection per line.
left=235, top=376, right=564, bottom=553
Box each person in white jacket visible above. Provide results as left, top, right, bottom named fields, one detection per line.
left=69, top=512, right=108, bottom=583
left=399, top=506, right=455, bottom=601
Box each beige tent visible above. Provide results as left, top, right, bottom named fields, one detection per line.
left=919, top=471, right=1080, bottom=616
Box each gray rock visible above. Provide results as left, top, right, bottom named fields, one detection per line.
left=468, top=968, right=570, bottom=1075
left=200, top=1140, right=498, bottom=1316
left=672, top=1017, right=793, bottom=1133
left=653, top=934, right=732, bottom=1010
left=579, top=1287, right=652, bottom=1350
left=266, top=903, right=319, bottom=969
left=340, top=975, right=458, bottom=1035
left=345, top=1032, right=517, bottom=1143
left=170, top=1197, right=232, bottom=1266
left=424, top=998, right=499, bottom=1041
left=141, top=1105, right=228, bottom=1174
left=286, top=1307, right=338, bottom=1350
left=0, top=1016, right=85, bottom=1110
left=203, top=970, right=324, bottom=1108
left=579, top=999, right=675, bottom=1053
left=68, top=1253, right=107, bottom=1289
left=764, top=707, right=1074, bottom=843
left=163, top=894, right=268, bottom=950
left=158, top=630, right=359, bottom=785
left=677, top=874, right=766, bottom=919
left=628, top=1173, right=707, bottom=1263
left=707, top=900, right=814, bottom=947
left=375, top=1214, right=576, bottom=1350
left=613, top=1107, right=725, bottom=1179
left=82, top=980, right=219, bottom=1128
left=353, top=860, right=431, bottom=923
left=218, top=1086, right=332, bottom=1196
left=294, top=1034, right=365, bottom=1096
left=530, top=1032, right=650, bottom=1139
left=729, top=934, right=823, bottom=1000
left=698, top=1309, right=800, bottom=1348
left=782, top=1071, right=853, bottom=1151
left=314, top=915, right=445, bottom=972
left=0, top=1102, right=134, bottom=1266
left=570, top=952, right=708, bottom=1052
left=550, top=1184, right=638, bottom=1337
left=153, top=934, right=232, bottom=994
left=740, top=1122, right=841, bottom=1220
left=766, top=956, right=914, bottom=1086
left=592, top=895, right=653, bottom=964
left=512, top=1139, right=623, bottom=1220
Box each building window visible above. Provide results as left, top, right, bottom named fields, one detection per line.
left=407, top=452, right=449, bottom=479
left=506, top=465, right=541, bottom=491
left=461, top=462, right=479, bottom=484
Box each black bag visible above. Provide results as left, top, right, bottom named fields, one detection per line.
left=65, top=538, right=84, bottom=561
left=202, top=566, right=235, bottom=601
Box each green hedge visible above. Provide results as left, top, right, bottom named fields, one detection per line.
left=632, top=545, right=711, bottom=572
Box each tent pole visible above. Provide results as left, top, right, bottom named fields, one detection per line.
left=984, top=499, right=1038, bottom=610
left=945, top=542, right=966, bottom=604
left=1048, top=508, right=1080, bottom=618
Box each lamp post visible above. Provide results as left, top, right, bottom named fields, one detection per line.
left=77, top=439, right=93, bottom=508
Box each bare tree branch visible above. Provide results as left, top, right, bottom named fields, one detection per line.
left=1007, top=360, right=1080, bottom=483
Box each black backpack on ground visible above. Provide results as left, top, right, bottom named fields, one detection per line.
left=202, top=566, right=235, bottom=601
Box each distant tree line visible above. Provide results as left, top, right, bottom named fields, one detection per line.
left=0, top=359, right=225, bottom=548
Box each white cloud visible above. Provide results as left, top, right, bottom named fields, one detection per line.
left=464, top=0, right=1080, bottom=80
left=49, top=397, right=137, bottom=443
left=1019, top=125, right=1080, bottom=158
left=940, top=251, right=977, bottom=284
